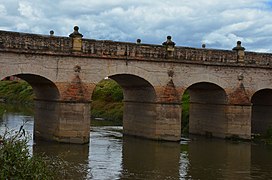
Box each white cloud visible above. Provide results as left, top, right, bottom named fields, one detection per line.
left=0, top=4, right=7, bottom=15
left=15, top=22, right=29, bottom=31
left=18, top=1, right=43, bottom=20
left=1, top=0, right=272, bottom=52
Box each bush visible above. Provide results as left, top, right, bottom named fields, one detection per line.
left=0, top=126, right=75, bottom=179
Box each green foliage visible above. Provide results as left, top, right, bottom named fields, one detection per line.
left=91, top=100, right=123, bottom=125
left=91, top=79, right=123, bottom=125
left=0, top=81, right=34, bottom=104
left=92, top=79, right=123, bottom=102
left=0, top=126, right=54, bottom=179
left=0, top=126, right=81, bottom=179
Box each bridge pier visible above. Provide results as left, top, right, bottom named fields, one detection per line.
left=189, top=102, right=227, bottom=138
left=123, top=101, right=181, bottom=141
left=189, top=101, right=251, bottom=139
left=225, top=104, right=251, bottom=139
left=34, top=99, right=90, bottom=144
left=123, top=101, right=157, bottom=139
left=155, top=103, right=181, bottom=141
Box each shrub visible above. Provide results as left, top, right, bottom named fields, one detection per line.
left=0, top=126, right=75, bottom=179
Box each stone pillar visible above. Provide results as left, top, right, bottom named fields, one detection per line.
left=154, top=78, right=181, bottom=141
left=226, top=81, right=251, bottom=139
left=155, top=102, right=181, bottom=141
left=162, top=36, right=175, bottom=58
left=188, top=83, right=228, bottom=138
left=225, top=103, right=251, bottom=139
left=123, top=100, right=157, bottom=139
left=69, top=26, right=83, bottom=52
left=34, top=99, right=91, bottom=144
left=189, top=101, right=227, bottom=138
left=34, top=65, right=93, bottom=144
left=34, top=99, right=60, bottom=142
left=123, top=78, right=181, bottom=141
left=232, top=41, right=245, bottom=63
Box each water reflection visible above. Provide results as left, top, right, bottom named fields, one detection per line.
left=34, top=141, right=90, bottom=180
left=1, top=103, right=272, bottom=179
left=120, top=136, right=181, bottom=180
left=187, top=136, right=253, bottom=180
left=89, top=127, right=123, bottom=179
left=251, top=144, right=272, bottom=179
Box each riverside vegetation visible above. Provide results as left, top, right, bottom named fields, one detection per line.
left=0, top=124, right=83, bottom=179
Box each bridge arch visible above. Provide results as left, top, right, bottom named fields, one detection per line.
left=92, top=73, right=158, bottom=139
left=1, top=73, right=61, bottom=142
left=15, top=74, right=60, bottom=100
left=183, top=73, right=229, bottom=92
left=109, top=74, right=157, bottom=102
left=105, top=64, right=160, bottom=89
left=1, top=73, right=60, bottom=100
left=251, top=89, right=272, bottom=135
left=183, top=82, right=228, bottom=138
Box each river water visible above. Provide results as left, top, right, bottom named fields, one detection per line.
left=1, top=104, right=272, bottom=180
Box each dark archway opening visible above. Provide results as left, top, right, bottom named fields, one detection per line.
left=251, top=89, right=272, bottom=135
left=0, top=74, right=60, bottom=141
left=91, top=74, right=157, bottom=139
left=183, top=82, right=227, bottom=138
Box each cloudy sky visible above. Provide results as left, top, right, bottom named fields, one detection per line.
left=1, top=0, right=272, bottom=52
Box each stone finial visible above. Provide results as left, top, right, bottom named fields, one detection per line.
left=232, top=41, right=245, bottom=62
left=69, top=26, right=83, bottom=51
left=162, top=36, right=176, bottom=48
left=232, top=41, right=245, bottom=51
left=136, top=39, right=141, bottom=44
left=50, top=30, right=54, bottom=36
left=162, top=36, right=175, bottom=58
left=202, top=44, right=206, bottom=48
left=69, top=26, right=83, bottom=38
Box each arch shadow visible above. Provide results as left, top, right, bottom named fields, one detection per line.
left=251, top=89, right=272, bottom=135
left=1, top=74, right=61, bottom=142
left=93, top=74, right=158, bottom=139
left=15, top=74, right=60, bottom=100
left=183, top=82, right=228, bottom=138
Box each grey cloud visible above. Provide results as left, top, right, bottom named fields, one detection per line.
left=1, top=0, right=272, bottom=52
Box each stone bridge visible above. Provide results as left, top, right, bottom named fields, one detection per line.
left=1, top=26, right=272, bottom=143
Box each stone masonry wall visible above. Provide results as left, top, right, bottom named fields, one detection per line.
left=1, top=30, right=272, bottom=68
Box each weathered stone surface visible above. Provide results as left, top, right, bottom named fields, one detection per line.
left=1, top=29, right=272, bottom=142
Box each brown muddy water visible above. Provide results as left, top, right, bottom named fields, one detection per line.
left=0, top=104, right=272, bottom=180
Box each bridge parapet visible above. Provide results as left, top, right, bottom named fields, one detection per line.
left=1, top=30, right=272, bottom=67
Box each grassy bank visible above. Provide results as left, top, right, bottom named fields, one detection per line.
left=91, top=79, right=123, bottom=125
left=0, top=81, right=34, bottom=104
